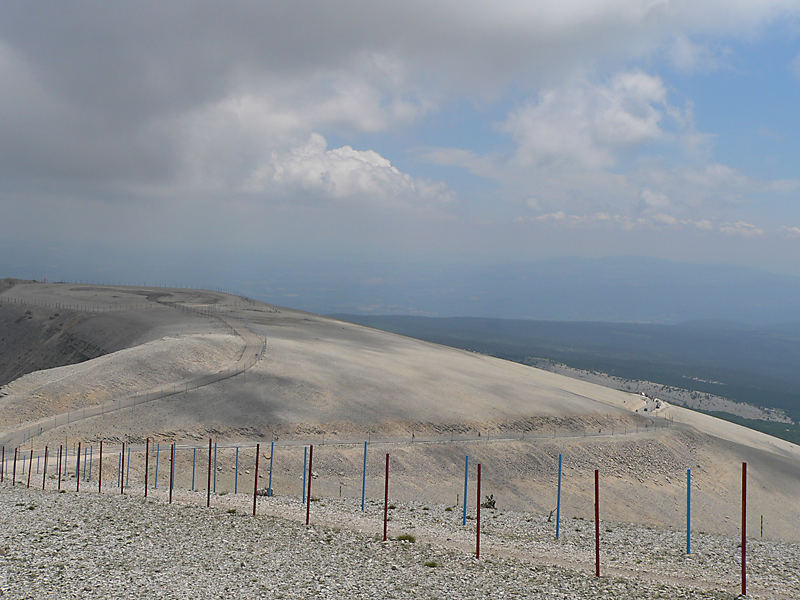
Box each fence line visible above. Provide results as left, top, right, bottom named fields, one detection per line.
left=0, top=435, right=761, bottom=596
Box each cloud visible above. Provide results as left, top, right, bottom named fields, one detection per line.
left=501, top=71, right=669, bottom=169
left=719, top=221, right=765, bottom=237
left=247, top=133, right=452, bottom=205
left=782, top=225, right=800, bottom=237
left=666, top=35, right=726, bottom=72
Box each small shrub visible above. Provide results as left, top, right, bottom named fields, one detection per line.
left=388, top=504, right=396, bottom=510
left=227, top=509, right=236, bottom=514
left=424, top=561, right=439, bottom=568
left=444, top=507, right=453, bottom=512
left=396, top=534, right=416, bottom=543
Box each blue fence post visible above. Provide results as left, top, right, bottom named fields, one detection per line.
left=302, top=446, right=307, bottom=504
left=361, top=441, right=367, bottom=511
left=235, top=447, right=239, bottom=494
left=125, top=445, right=131, bottom=487
left=462, top=455, right=469, bottom=525
left=687, top=468, right=691, bottom=554
left=192, top=448, right=197, bottom=491
left=154, top=443, right=160, bottom=489
left=268, top=441, right=274, bottom=496
left=213, top=443, right=217, bottom=493
left=556, top=453, right=563, bottom=540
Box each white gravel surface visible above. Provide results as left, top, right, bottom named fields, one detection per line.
left=2, top=481, right=797, bottom=599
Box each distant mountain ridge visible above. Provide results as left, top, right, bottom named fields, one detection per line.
left=248, top=256, right=800, bottom=324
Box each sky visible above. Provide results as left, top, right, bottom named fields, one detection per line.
left=2, top=2, right=800, bottom=292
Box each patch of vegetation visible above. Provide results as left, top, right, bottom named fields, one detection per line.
left=424, top=561, right=439, bottom=568
left=227, top=508, right=236, bottom=514
left=444, top=506, right=452, bottom=512
left=395, top=534, right=416, bottom=543
left=388, top=504, right=396, bottom=510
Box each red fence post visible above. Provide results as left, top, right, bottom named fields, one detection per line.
left=253, top=443, right=260, bottom=516
left=306, top=445, right=314, bottom=526
left=145, top=438, right=150, bottom=497
left=476, top=463, right=481, bottom=559
left=76, top=442, right=81, bottom=492
left=383, top=453, right=389, bottom=542
left=12, top=448, right=17, bottom=486
left=207, top=438, right=212, bottom=508
left=169, top=443, right=174, bottom=504
left=57, top=445, right=62, bottom=490
left=595, top=469, right=600, bottom=577
left=42, top=446, right=48, bottom=490
left=26, top=449, right=33, bottom=488
left=1, top=446, right=4, bottom=483
left=742, top=461, right=747, bottom=597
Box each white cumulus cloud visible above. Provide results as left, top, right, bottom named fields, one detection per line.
left=248, top=133, right=452, bottom=204
left=501, top=72, right=668, bottom=169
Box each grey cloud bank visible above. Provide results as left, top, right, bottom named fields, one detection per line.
left=2, top=2, right=800, bottom=318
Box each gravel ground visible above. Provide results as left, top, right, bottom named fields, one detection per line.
left=2, top=481, right=797, bottom=599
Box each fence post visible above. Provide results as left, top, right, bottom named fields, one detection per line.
left=463, top=455, right=469, bottom=526
left=595, top=469, right=600, bottom=577
left=169, top=443, right=174, bottom=504
left=234, top=447, right=239, bottom=494
left=252, top=443, right=260, bottom=516
left=361, top=441, right=367, bottom=512
left=1, top=446, right=3, bottom=482
left=192, top=447, right=196, bottom=491
left=268, top=441, right=274, bottom=496
left=12, top=448, right=17, bottom=485
left=57, top=446, right=62, bottom=490
left=213, top=443, right=217, bottom=493
left=207, top=438, right=212, bottom=508
left=27, top=449, right=33, bottom=488
left=383, top=453, right=389, bottom=542
left=126, top=445, right=131, bottom=487
left=686, top=468, right=691, bottom=554
left=120, top=442, right=125, bottom=494
left=742, top=461, right=747, bottom=597
left=154, top=443, right=160, bottom=489
left=556, top=453, right=562, bottom=539
left=117, top=452, right=121, bottom=488
left=76, top=442, right=81, bottom=492
left=98, top=441, right=103, bottom=494
left=42, top=446, right=48, bottom=490
left=302, top=446, right=308, bottom=504
left=145, top=438, right=150, bottom=498
left=306, top=445, right=313, bottom=525
left=476, top=463, right=481, bottom=559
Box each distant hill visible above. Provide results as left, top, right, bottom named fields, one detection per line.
left=240, top=256, right=800, bottom=325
